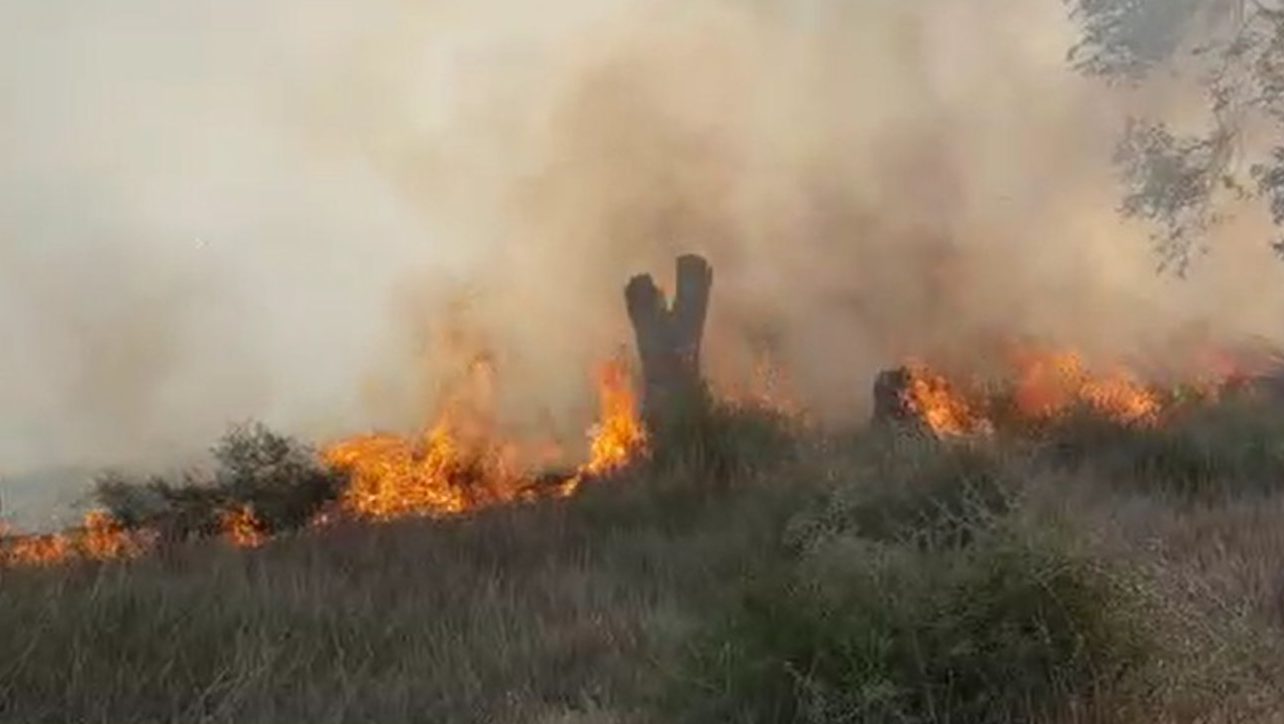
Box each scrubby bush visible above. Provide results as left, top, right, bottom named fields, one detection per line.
left=788, top=437, right=1016, bottom=550
left=1041, top=391, right=1284, bottom=503
left=94, top=422, right=345, bottom=541
left=684, top=521, right=1162, bottom=723
left=708, top=541, right=1151, bottom=721
left=675, top=437, right=1175, bottom=724
left=209, top=423, right=345, bottom=530
left=646, top=385, right=802, bottom=486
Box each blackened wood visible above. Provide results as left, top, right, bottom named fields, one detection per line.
left=625, top=254, right=713, bottom=428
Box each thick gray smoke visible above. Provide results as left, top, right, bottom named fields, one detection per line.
left=2, top=0, right=1282, bottom=523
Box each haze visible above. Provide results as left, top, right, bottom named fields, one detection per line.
left=3, top=0, right=1282, bottom=525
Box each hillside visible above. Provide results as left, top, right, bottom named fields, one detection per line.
left=3, top=393, right=1284, bottom=723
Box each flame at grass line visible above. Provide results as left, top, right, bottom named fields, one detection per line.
left=323, top=355, right=648, bottom=521
left=1006, top=347, right=1160, bottom=425
left=0, top=355, right=649, bottom=567
left=0, top=510, right=151, bottom=568
left=556, top=358, right=650, bottom=498
left=583, top=359, right=649, bottom=476
left=9, top=341, right=1260, bottom=565
left=899, top=344, right=1243, bottom=438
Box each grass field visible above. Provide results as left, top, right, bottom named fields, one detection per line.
left=3, top=396, right=1284, bottom=723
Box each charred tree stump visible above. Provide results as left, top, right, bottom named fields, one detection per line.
left=873, top=367, right=917, bottom=424
left=625, top=254, right=713, bottom=431
left=872, top=366, right=930, bottom=436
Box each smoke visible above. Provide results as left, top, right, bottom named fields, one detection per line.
left=2, top=0, right=1282, bottom=489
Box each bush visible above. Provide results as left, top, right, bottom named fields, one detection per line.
left=786, top=437, right=1016, bottom=550
left=646, top=385, right=801, bottom=486
left=682, top=519, right=1160, bottom=723
left=94, top=422, right=345, bottom=541
left=209, top=423, right=345, bottom=530
left=675, top=439, right=1170, bottom=723
left=1041, top=392, right=1284, bottom=503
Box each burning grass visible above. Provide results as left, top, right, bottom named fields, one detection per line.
left=0, top=356, right=648, bottom=569
left=3, top=345, right=1284, bottom=722
left=3, top=397, right=1283, bottom=723
left=894, top=342, right=1265, bottom=439
left=0, top=510, right=151, bottom=568
left=322, top=356, right=648, bottom=522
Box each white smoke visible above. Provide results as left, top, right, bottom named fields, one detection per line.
left=1, top=0, right=1281, bottom=524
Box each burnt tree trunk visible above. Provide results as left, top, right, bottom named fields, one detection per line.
left=625, top=254, right=713, bottom=430
left=872, top=367, right=929, bottom=435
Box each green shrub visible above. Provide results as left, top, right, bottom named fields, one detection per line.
left=675, top=437, right=1169, bottom=723
left=94, top=422, right=345, bottom=541
left=209, top=422, right=345, bottom=530
left=682, top=518, right=1159, bottom=724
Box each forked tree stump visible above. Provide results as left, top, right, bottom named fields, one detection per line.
left=873, top=367, right=917, bottom=424
left=625, top=254, right=714, bottom=430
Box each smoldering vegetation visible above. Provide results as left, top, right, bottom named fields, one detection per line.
left=3, top=393, right=1284, bottom=723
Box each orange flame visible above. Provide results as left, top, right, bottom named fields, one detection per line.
left=1, top=510, right=149, bottom=568
left=903, top=362, right=990, bottom=437
left=1008, top=347, right=1160, bottom=425
left=324, top=355, right=647, bottom=520
left=221, top=505, right=267, bottom=549
left=583, top=358, right=648, bottom=477
left=80, top=510, right=148, bottom=561
left=324, top=421, right=524, bottom=521
left=323, top=353, right=529, bottom=521
left=901, top=345, right=1185, bottom=436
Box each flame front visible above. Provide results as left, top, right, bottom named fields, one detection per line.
left=1, top=510, right=148, bottom=568
left=901, top=345, right=1192, bottom=437
left=324, top=421, right=524, bottom=521
left=7, top=341, right=1254, bottom=568
left=324, top=356, right=647, bottom=521
left=1008, top=347, right=1160, bottom=425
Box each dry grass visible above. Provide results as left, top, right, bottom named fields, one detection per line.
left=2, top=400, right=1284, bottom=723
left=0, top=460, right=804, bottom=724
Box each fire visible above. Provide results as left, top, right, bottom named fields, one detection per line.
left=1007, top=347, right=1160, bottom=425
left=324, top=353, right=529, bottom=521
left=324, top=421, right=525, bottom=521
left=324, top=355, right=647, bottom=521
left=898, top=343, right=1227, bottom=437
left=221, top=505, right=267, bottom=549
left=583, top=358, right=648, bottom=476
left=1, top=533, right=73, bottom=568
left=79, top=510, right=148, bottom=560
left=903, top=362, right=990, bottom=437
left=1, top=510, right=148, bottom=568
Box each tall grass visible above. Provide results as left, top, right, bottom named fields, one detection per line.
left=2, top=397, right=1283, bottom=723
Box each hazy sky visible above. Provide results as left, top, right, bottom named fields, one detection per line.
left=2, top=0, right=1283, bottom=490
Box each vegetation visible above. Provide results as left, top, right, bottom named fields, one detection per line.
left=2, top=399, right=1284, bottom=722
left=1069, top=0, right=1284, bottom=270
left=92, top=422, right=345, bottom=541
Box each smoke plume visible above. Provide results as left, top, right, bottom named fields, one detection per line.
left=2, top=0, right=1282, bottom=506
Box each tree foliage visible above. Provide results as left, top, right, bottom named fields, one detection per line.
left=1068, top=0, right=1284, bottom=271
